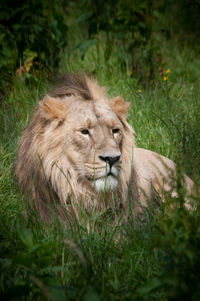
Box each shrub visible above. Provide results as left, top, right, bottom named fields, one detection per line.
left=0, top=0, right=68, bottom=94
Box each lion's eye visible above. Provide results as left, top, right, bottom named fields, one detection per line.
left=112, top=128, right=120, bottom=134
left=80, top=129, right=90, bottom=135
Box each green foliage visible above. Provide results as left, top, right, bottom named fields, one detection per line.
left=138, top=202, right=200, bottom=300
left=166, top=0, right=200, bottom=36
left=68, top=0, right=200, bottom=86
left=0, top=26, right=17, bottom=84
left=0, top=219, right=68, bottom=300
left=0, top=0, right=68, bottom=94
left=0, top=204, right=164, bottom=300
left=69, top=0, right=170, bottom=83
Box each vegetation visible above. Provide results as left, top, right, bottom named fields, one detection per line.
left=0, top=0, right=68, bottom=95
left=0, top=1, right=200, bottom=300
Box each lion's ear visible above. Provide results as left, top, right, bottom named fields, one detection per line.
left=40, top=95, right=66, bottom=121
left=110, top=96, right=130, bottom=118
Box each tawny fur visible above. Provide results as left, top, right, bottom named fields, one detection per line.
left=13, top=74, right=195, bottom=222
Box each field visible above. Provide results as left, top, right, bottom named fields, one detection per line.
left=0, top=38, right=200, bottom=300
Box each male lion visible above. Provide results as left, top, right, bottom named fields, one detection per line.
left=13, top=74, right=194, bottom=222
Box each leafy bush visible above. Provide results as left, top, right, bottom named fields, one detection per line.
left=0, top=0, right=68, bottom=93
left=69, top=0, right=168, bottom=83
left=137, top=198, right=200, bottom=300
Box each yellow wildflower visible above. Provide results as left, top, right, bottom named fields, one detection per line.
left=138, top=89, right=142, bottom=93
left=165, top=69, right=170, bottom=74
left=163, top=76, right=168, bottom=81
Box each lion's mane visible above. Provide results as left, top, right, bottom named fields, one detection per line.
left=13, top=74, right=136, bottom=221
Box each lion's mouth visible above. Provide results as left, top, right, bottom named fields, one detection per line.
left=85, top=165, right=119, bottom=191
left=86, top=171, right=117, bottom=181
left=85, top=170, right=119, bottom=192
left=107, top=171, right=115, bottom=177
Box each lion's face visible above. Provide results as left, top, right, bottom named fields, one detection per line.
left=60, top=99, right=123, bottom=192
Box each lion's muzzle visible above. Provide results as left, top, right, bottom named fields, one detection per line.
left=92, top=159, right=120, bottom=192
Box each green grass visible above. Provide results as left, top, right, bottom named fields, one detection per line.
left=0, top=39, right=200, bottom=300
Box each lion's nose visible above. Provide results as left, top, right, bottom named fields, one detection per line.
left=99, top=155, right=120, bottom=168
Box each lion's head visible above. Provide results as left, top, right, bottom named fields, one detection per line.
left=13, top=74, right=134, bottom=221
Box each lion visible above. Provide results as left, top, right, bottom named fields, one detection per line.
left=13, top=73, right=195, bottom=222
